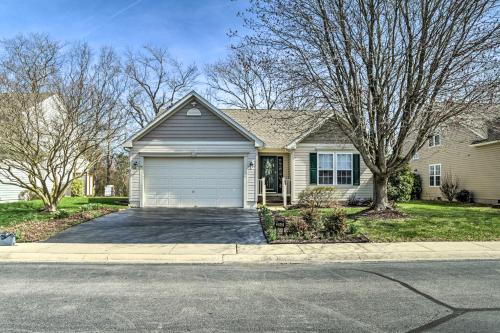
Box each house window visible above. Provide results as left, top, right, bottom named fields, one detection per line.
left=336, top=154, right=352, bottom=185
left=428, top=134, right=441, bottom=147
left=429, top=164, right=441, bottom=187
left=412, top=153, right=420, bottom=160
left=318, top=153, right=334, bottom=185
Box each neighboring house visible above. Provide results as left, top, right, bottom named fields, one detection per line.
left=409, top=108, right=500, bottom=205
left=0, top=95, right=94, bottom=203
left=124, top=91, right=373, bottom=208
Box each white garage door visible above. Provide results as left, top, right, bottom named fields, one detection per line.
left=143, top=157, right=244, bottom=208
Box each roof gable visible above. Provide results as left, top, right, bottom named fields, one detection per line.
left=221, top=109, right=328, bottom=149
left=125, top=91, right=264, bottom=147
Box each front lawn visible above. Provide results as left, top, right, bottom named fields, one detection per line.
left=353, top=201, right=500, bottom=242
left=272, top=201, right=500, bottom=242
left=0, top=197, right=128, bottom=242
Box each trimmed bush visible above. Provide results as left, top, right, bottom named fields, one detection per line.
left=388, top=164, right=414, bottom=202
left=287, top=217, right=309, bottom=236
left=323, top=208, right=348, bottom=235
left=300, top=208, right=322, bottom=230
left=456, top=189, right=473, bottom=203
left=298, top=186, right=337, bottom=208
left=71, top=179, right=84, bottom=197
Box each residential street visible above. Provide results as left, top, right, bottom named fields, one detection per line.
left=0, top=261, right=499, bottom=332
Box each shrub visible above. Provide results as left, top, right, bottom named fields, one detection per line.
left=388, top=164, right=414, bottom=202
left=347, top=194, right=372, bottom=207
left=347, top=223, right=358, bottom=235
left=411, top=173, right=422, bottom=200
left=456, top=189, right=473, bottom=203
left=266, top=228, right=277, bottom=241
left=323, top=208, right=348, bottom=235
left=298, top=186, right=337, bottom=209
left=79, top=203, right=102, bottom=211
left=258, top=205, right=277, bottom=241
left=440, top=173, right=460, bottom=202
left=347, top=194, right=359, bottom=206
left=300, top=208, right=322, bottom=229
left=287, top=217, right=309, bottom=236
left=52, top=209, right=71, bottom=219
left=71, top=179, right=84, bottom=197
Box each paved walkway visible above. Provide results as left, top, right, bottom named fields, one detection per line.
left=1, top=241, right=499, bottom=264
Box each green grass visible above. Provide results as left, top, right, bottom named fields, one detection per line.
left=0, top=197, right=128, bottom=228
left=283, top=201, right=500, bottom=242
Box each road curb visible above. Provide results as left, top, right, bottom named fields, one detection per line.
left=1, top=251, right=499, bottom=264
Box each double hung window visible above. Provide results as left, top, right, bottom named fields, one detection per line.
left=317, top=153, right=353, bottom=185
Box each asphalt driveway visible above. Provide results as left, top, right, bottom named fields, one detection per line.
left=45, top=208, right=266, bottom=244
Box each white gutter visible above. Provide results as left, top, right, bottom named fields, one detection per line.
left=469, top=139, right=500, bottom=147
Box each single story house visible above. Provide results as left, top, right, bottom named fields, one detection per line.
left=124, top=91, right=373, bottom=208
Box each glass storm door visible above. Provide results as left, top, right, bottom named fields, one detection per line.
left=260, top=156, right=283, bottom=193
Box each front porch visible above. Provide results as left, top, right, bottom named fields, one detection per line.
left=257, top=152, right=292, bottom=207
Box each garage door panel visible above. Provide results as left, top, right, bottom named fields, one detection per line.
left=144, top=157, right=244, bottom=208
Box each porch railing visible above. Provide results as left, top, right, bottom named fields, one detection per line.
left=282, top=178, right=291, bottom=207
left=258, top=178, right=291, bottom=207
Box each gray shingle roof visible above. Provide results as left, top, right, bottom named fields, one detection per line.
left=221, top=109, right=326, bottom=148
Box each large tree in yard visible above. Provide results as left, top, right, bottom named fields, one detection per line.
left=0, top=34, right=126, bottom=212
left=243, top=0, right=500, bottom=210
left=125, top=45, right=198, bottom=128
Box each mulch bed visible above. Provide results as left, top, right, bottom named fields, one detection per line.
left=3, top=208, right=118, bottom=242
left=259, top=210, right=370, bottom=244
left=268, top=234, right=369, bottom=244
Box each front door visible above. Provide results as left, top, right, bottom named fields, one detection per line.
left=260, top=156, right=283, bottom=193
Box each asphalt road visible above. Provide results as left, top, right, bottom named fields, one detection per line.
left=0, top=261, right=499, bottom=332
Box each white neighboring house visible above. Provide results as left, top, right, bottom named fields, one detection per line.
left=0, top=94, right=94, bottom=203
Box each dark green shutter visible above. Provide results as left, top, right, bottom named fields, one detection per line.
left=309, top=153, right=317, bottom=184
left=353, top=154, right=360, bottom=186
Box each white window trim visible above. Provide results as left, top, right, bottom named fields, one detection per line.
left=317, top=152, right=353, bottom=186
left=428, top=134, right=441, bottom=147
left=317, top=152, right=335, bottom=185
left=429, top=163, right=442, bottom=187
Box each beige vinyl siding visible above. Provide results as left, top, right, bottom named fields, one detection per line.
left=410, top=126, right=500, bottom=204
left=141, top=102, right=249, bottom=142
left=292, top=144, right=373, bottom=202
left=129, top=141, right=257, bottom=208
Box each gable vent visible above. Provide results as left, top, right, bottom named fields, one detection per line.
left=186, top=108, right=201, bottom=116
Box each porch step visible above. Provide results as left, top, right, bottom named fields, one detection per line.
left=258, top=195, right=291, bottom=205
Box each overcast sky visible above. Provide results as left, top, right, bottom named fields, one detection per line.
left=0, top=0, right=249, bottom=70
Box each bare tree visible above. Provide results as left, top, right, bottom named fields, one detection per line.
left=243, top=0, right=499, bottom=210
left=0, top=34, right=126, bottom=211
left=125, top=45, right=198, bottom=128
left=206, top=46, right=312, bottom=109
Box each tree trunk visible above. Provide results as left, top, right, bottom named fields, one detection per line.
left=372, top=174, right=389, bottom=211
left=44, top=202, right=58, bottom=212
